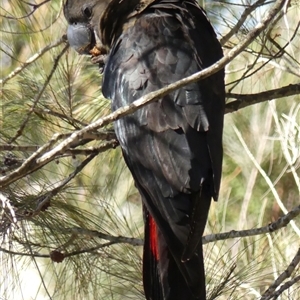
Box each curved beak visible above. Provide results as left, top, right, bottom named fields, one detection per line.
left=67, top=23, right=95, bottom=54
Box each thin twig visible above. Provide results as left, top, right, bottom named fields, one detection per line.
left=8, top=43, right=69, bottom=144
left=62, top=227, right=143, bottom=246
left=1, top=36, right=67, bottom=86
left=202, top=204, right=300, bottom=244
left=0, top=136, right=117, bottom=153
left=261, top=247, right=300, bottom=300
left=226, top=83, right=300, bottom=113
left=0, top=133, right=117, bottom=186
left=220, top=0, right=266, bottom=45
left=267, top=275, right=300, bottom=300
left=0, top=0, right=51, bottom=20
left=0, top=145, right=40, bottom=152
left=32, top=107, right=88, bottom=127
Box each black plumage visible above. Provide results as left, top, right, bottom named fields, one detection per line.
left=64, top=1, right=225, bottom=299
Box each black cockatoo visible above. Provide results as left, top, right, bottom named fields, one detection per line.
left=64, top=0, right=225, bottom=299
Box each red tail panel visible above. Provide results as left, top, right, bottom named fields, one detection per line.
left=143, top=209, right=164, bottom=300
left=149, top=214, right=159, bottom=261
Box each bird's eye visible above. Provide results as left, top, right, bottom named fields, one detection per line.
left=82, top=5, right=92, bottom=18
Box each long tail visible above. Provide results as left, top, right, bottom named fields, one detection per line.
left=143, top=207, right=206, bottom=300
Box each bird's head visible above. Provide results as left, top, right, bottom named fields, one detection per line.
left=64, top=0, right=110, bottom=55
left=64, top=0, right=155, bottom=55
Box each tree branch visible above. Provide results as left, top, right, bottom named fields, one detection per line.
left=1, top=36, right=67, bottom=86
left=220, top=0, right=266, bottom=46
left=203, top=204, right=300, bottom=244
left=261, top=247, right=300, bottom=300
left=2, top=202, right=297, bottom=260
left=225, top=83, right=300, bottom=113
left=62, top=227, right=143, bottom=246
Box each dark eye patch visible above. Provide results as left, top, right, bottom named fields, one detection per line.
left=82, top=5, right=92, bottom=18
